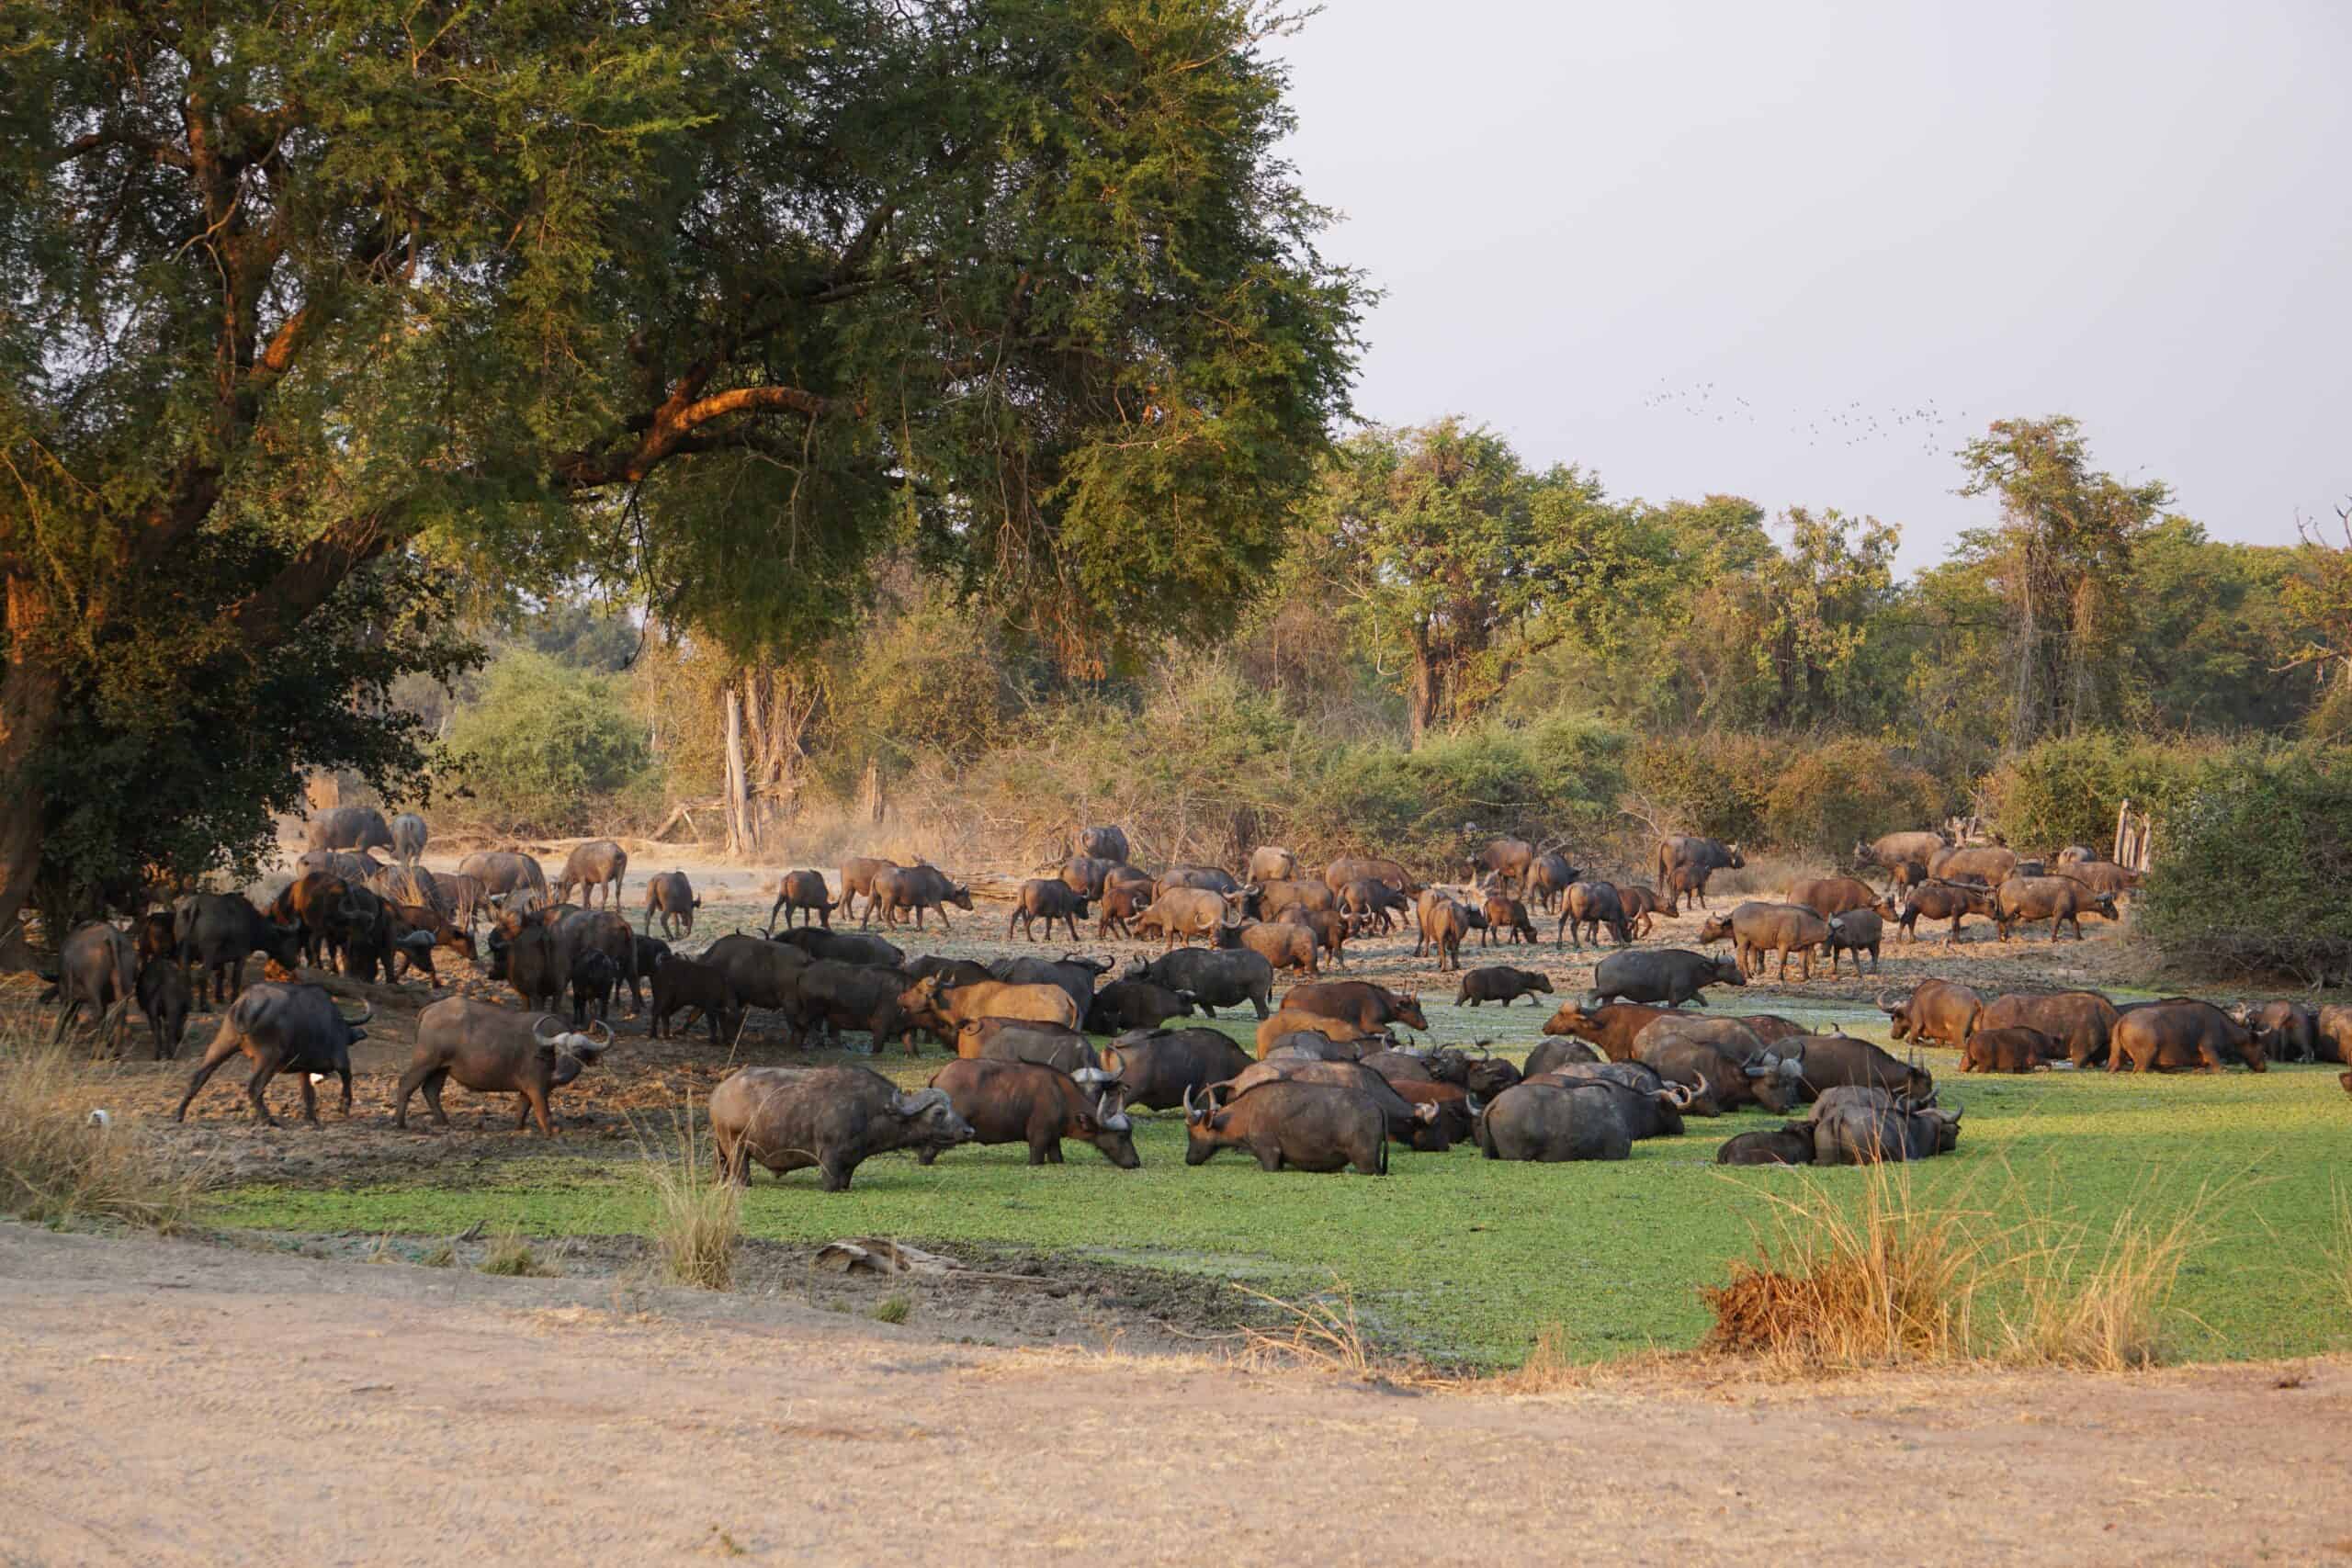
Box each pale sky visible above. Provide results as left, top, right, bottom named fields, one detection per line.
left=1271, top=0, right=2352, bottom=570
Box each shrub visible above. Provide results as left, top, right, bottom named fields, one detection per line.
left=1761, top=738, right=1947, bottom=853
left=646, top=1112, right=740, bottom=1291
left=438, top=649, right=653, bottom=833
left=479, top=1225, right=555, bottom=1278
left=1982, top=729, right=2220, bottom=853
left=2137, top=749, right=2352, bottom=983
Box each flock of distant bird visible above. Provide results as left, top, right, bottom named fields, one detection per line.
left=1637, top=378, right=1964, bottom=455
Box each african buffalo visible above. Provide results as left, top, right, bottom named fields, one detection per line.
left=711, top=1067, right=974, bottom=1190
left=1218, top=918, right=1318, bottom=977
left=1717, top=1125, right=1818, bottom=1165
left=1789, top=877, right=1882, bottom=919
left=1589, top=950, right=1743, bottom=1009
left=1218, top=1058, right=1447, bottom=1149
left=175, top=894, right=303, bottom=1008
left=306, top=806, right=397, bottom=854
left=1477, top=1082, right=1634, bottom=1161
left=1084, top=978, right=1198, bottom=1034
left=135, top=955, right=191, bottom=1060
left=1248, top=846, right=1299, bottom=883
left=1131, top=887, right=1235, bottom=949
left=960, top=1019, right=1105, bottom=1076
left=399, top=1000, right=611, bottom=1134
left=1102, top=1028, right=1255, bottom=1111
left=1558, top=881, right=1632, bottom=951
left=174, top=984, right=371, bottom=1126
left=925, top=1059, right=1138, bottom=1167
left=1896, top=879, right=1997, bottom=945
left=989, top=953, right=1111, bottom=1020
left=649, top=955, right=742, bottom=1043
left=2110, top=999, right=2264, bottom=1074
left=1960, top=1026, right=2058, bottom=1073
left=1980, top=990, right=2123, bottom=1068
left=1810, top=1092, right=1962, bottom=1165
left=46, top=921, right=138, bottom=1049
left=869, top=863, right=974, bottom=931
left=457, top=851, right=548, bottom=900
left=1126, top=947, right=1273, bottom=1019
left=1078, top=826, right=1131, bottom=864
left=2230, top=1001, right=2319, bottom=1064
left=1471, top=836, right=1535, bottom=891
left=1479, top=893, right=1538, bottom=946
left=1456, top=965, right=1553, bottom=1007
left=1699, top=901, right=1829, bottom=982
left=1851, top=830, right=1948, bottom=885
left=1011, top=878, right=1091, bottom=942
left=1095, top=881, right=1157, bottom=940
left=1523, top=1035, right=1608, bottom=1077
left=1880, top=979, right=1984, bottom=1049
left=1929, top=844, right=2018, bottom=886
left=1993, top=875, right=2119, bottom=942
left=1182, top=1080, right=1388, bottom=1174
left=1656, top=836, right=1744, bottom=910
left=1823, top=909, right=1884, bottom=975
left=1525, top=852, right=1580, bottom=913
left=840, top=857, right=898, bottom=924
left=1421, top=897, right=1487, bottom=971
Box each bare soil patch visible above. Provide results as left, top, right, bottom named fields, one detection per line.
left=2, top=1222, right=2346, bottom=1565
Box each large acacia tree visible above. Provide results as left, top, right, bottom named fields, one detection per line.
left=0, top=0, right=1360, bottom=946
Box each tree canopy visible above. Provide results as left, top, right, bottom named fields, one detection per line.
left=0, top=0, right=1363, bottom=938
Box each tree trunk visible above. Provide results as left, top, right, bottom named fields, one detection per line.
left=0, top=581, right=63, bottom=968
left=1407, top=627, right=1442, bottom=750
left=721, top=683, right=753, bottom=856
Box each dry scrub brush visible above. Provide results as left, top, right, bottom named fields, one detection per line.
left=0, top=1034, right=201, bottom=1232
left=1701, top=1159, right=2219, bottom=1373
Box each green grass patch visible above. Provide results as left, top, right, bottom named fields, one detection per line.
left=208, top=1019, right=2352, bottom=1367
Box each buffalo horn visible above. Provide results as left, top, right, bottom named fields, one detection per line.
left=533, top=1015, right=564, bottom=1043
left=1875, top=990, right=1897, bottom=1013
left=585, top=1019, right=612, bottom=1046
left=335, top=998, right=374, bottom=1026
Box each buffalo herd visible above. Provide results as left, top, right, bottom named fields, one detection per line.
left=47, top=816, right=2345, bottom=1179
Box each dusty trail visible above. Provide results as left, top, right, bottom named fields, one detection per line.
left=3, top=1224, right=2346, bottom=1565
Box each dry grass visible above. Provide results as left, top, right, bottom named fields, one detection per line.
left=643, top=1107, right=740, bottom=1292
left=2329, top=1185, right=2352, bottom=1318
left=1230, top=1280, right=1385, bottom=1378
left=1701, top=1162, right=1995, bottom=1367
left=0, top=1035, right=201, bottom=1233
left=1699, top=1160, right=2222, bottom=1373
left=479, top=1224, right=555, bottom=1278
left=870, top=1293, right=910, bottom=1325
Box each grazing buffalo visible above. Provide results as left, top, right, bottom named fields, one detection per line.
left=899, top=975, right=1083, bottom=1036
left=1456, top=965, right=1553, bottom=1007
left=1084, top=978, right=1197, bottom=1034
left=712, top=1067, right=974, bottom=1190
left=1810, top=1092, right=1962, bottom=1165
left=925, top=1059, right=1138, bottom=1168
left=1250, top=877, right=1338, bottom=921
left=1095, top=881, right=1157, bottom=941
left=553, top=840, right=629, bottom=908
left=1524, top=852, right=1580, bottom=913
left=2056, top=861, right=2141, bottom=899
left=390, top=811, right=429, bottom=865
left=775, top=928, right=907, bottom=967
left=1851, top=830, right=1948, bottom=885
left=1479, top=893, right=1539, bottom=946
left=1523, top=1035, right=1608, bottom=1077
left=2110, top=999, right=2264, bottom=1074
left=1558, top=881, right=1633, bottom=950
left=1183, top=1080, right=1388, bottom=1174
left=1617, top=885, right=1668, bottom=938
left=1552, top=1001, right=1683, bottom=1062
left=2229, top=1001, right=2319, bottom=1064
left=1126, top=947, right=1272, bottom=1019
left=650, top=955, right=742, bottom=1043
left=1077, top=826, right=1131, bottom=864
left=1218, top=1058, right=1447, bottom=1149
left=1281, top=981, right=1428, bottom=1037
left=1788, top=877, right=1882, bottom=919
left=795, top=961, right=922, bottom=1053
left=1248, top=846, right=1299, bottom=883
left=176, top=894, right=303, bottom=1009
left=1470, top=836, right=1536, bottom=891
left=306, top=806, right=397, bottom=854
left=1477, top=1082, right=1634, bottom=1162
left=46, top=921, right=138, bottom=1049
left=644, top=870, right=700, bottom=938
left=839, top=857, right=898, bottom=924
left=870, top=863, right=974, bottom=931
left=1896, top=879, right=1997, bottom=945
left=1103, top=1028, right=1255, bottom=1111
left=1717, top=1125, right=1818, bottom=1166
left=960, top=1019, right=1105, bottom=1076
left=1338, top=877, right=1408, bottom=934
left=1880, top=979, right=1984, bottom=1049
left=1699, top=901, right=1830, bottom=982
left=135, top=955, right=192, bottom=1060
left=1742, top=1034, right=1932, bottom=1113
left=1131, top=887, right=1236, bottom=949
left=399, top=1000, right=611, bottom=1134
left=1961, top=1026, right=2058, bottom=1073
left=989, top=953, right=1112, bottom=1020
left=1011, top=878, right=1092, bottom=943
left=457, top=851, right=548, bottom=901
left=1322, top=856, right=1418, bottom=904
left=1993, top=875, right=2119, bottom=942
left=1980, top=990, right=2122, bottom=1068
left=174, top=984, right=371, bottom=1126
left=1589, top=950, right=1744, bottom=1009
left=1656, top=836, right=1744, bottom=910
left=1929, top=844, right=2018, bottom=886
left=1822, top=909, right=1884, bottom=976
left=1218, top=916, right=1318, bottom=977
left=1420, top=897, right=1487, bottom=972
left=1278, top=907, right=1352, bottom=967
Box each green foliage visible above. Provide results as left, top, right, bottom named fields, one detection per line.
left=2138, top=750, right=2352, bottom=984
left=440, top=651, right=652, bottom=834
left=1309, top=720, right=1630, bottom=867
left=1984, top=730, right=2216, bottom=853
left=1760, top=739, right=1947, bottom=854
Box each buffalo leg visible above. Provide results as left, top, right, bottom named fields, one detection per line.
left=520, top=1085, right=554, bottom=1134
left=762, top=891, right=789, bottom=936
left=294, top=1070, right=321, bottom=1127
left=1252, top=1139, right=1283, bottom=1171
left=50, top=996, right=83, bottom=1045
left=818, top=1155, right=854, bottom=1192
left=242, top=1059, right=286, bottom=1127
left=174, top=1032, right=250, bottom=1121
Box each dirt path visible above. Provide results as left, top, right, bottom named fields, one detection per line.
left=3, top=1224, right=2345, bottom=1565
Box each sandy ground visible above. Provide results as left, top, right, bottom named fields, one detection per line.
left=3, top=1221, right=2348, bottom=1566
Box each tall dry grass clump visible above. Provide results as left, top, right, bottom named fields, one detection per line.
left=0, top=1035, right=201, bottom=1232
left=1700, top=1162, right=1994, bottom=1367
left=1700, top=1161, right=2221, bottom=1373
left=644, top=1107, right=740, bottom=1291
